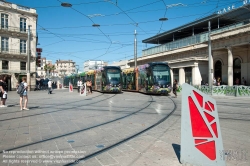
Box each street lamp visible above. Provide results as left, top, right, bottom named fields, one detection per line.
left=27, top=25, right=31, bottom=91
left=159, top=17, right=168, bottom=21
left=61, top=2, right=72, bottom=7
left=73, top=65, right=79, bottom=74
left=92, top=24, right=100, bottom=27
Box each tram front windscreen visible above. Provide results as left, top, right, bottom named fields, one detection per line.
left=107, top=68, right=121, bottom=85
left=152, top=65, right=171, bottom=85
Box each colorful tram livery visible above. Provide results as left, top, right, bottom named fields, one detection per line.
left=95, top=66, right=122, bottom=93
left=122, top=62, right=172, bottom=95
left=63, top=72, right=86, bottom=88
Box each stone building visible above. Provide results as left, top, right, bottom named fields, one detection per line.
left=83, top=60, right=107, bottom=72
left=128, top=3, right=250, bottom=88
left=0, top=0, right=37, bottom=90
left=55, top=59, right=77, bottom=78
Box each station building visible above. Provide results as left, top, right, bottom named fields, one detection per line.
left=128, top=3, right=250, bottom=87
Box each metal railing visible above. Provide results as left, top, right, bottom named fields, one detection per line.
left=0, top=26, right=28, bottom=34
left=177, top=84, right=250, bottom=97
left=142, top=21, right=248, bottom=57
left=0, top=48, right=27, bottom=55
left=211, top=22, right=245, bottom=35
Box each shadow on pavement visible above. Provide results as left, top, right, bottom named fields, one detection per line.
left=172, top=143, right=181, bottom=163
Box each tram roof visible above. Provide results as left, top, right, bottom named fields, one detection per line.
left=103, top=66, right=121, bottom=70
left=143, top=4, right=250, bottom=44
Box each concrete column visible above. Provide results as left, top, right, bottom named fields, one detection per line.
left=227, top=47, right=233, bottom=86
left=170, top=68, right=173, bottom=87
left=192, top=62, right=202, bottom=86
left=192, top=66, right=196, bottom=86
left=179, top=68, right=185, bottom=85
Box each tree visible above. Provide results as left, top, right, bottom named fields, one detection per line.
left=50, top=65, right=56, bottom=77
left=44, top=64, right=56, bottom=78
left=44, top=64, right=49, bottom=78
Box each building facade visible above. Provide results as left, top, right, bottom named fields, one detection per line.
left=109, top=60, right=130, bottom=70
left=36, top=58, right=54, bottom=78
left=83, top=60, right=107, bottom=72
left=0, top=0, right=37, bottom=90
left=55, top=60, right=76, bottom=78
left=128, top=3, right=250, bottom=90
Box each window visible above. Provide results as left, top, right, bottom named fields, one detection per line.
left=1, top=14, right=8, bottom=29
left=20, top=40, right=26, bottom=53
left=1, top=37, right=9, bottom=52
left=20, top=62, right=26, bottom=70
left=185, top=67, right=192, bottom=84
left=20, top=18, right=26, bottom=32
left=2, top=60, right=8, bottom=70
left=173, top=68, right=179, bottom=83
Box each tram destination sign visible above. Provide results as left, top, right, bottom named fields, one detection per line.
left=153, top=65, right=168, bottom=70
left=107, top=69, right=120, bottom=73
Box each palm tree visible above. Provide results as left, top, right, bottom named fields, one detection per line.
left=44, top=64, right=49, bottom=78
left=50, top=65, right=56, bottom=77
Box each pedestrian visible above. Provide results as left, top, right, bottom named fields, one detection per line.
left=235, top=78, right=240, bottom=85
left=213, top=77, right=217, bottom=86
left=0, top=75, right=8, bottom=107
left=19, top=77, right=29, bottom=110
left=77, top=79, right=81, bottom=93
left=86, top=80, right=90, bottom=94
left=242, top=77, right=247, bottom=85
left=217, top=77, right=221, bottom=86
left=89, top=80, right=93, bottom=94
left=173, top=79, right=178, bottom=98
left=48, top=79, right=52, bottom=94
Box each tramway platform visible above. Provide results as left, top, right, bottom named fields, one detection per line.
left=0, top=90, right=249, bottom=166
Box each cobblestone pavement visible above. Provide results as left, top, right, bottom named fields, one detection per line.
left=0, top=90, right=249, bottom=166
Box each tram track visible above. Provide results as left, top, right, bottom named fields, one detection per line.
left=0, top=93, right=104, bottom=116
left=0, top=94, right=154, bottom=153
left=64, top=96, right=177, bottom=166
left=0, top=96, right=153, bottom=130
left=0, top=93, right=115, bottom=122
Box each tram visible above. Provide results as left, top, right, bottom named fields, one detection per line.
left=122, top=62, right=172, bottom=95
left=95, top=66, right=122, bottom=93
left=63, top=72, right=86, bottom=88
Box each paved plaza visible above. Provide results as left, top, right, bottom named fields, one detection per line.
left=0, top=89, right=249, bottom=166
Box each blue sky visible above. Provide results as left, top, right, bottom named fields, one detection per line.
left=10, top=0, right=246, bottom=71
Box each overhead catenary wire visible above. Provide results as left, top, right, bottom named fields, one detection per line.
left=34, top=1, right=243, bottom=66
left=56, top=0, right=112, bottom=43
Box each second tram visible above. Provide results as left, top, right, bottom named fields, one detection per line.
left=122, top=62, right=171, bottom=95
left=95, top=66, right=122, bottom=93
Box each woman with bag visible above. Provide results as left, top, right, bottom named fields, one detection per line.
left=0, top=76, right=8, bottom=107
left=173, top=79, right=178, bottom=98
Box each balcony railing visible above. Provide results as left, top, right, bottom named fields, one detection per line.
left=0, top=48, right=27, bottom=55
left=142, top=32, right=208, bottom=56
left=142, top=21, right=247, bottom=57
left=0, top=25, right=28, bottom=34
left=0, top=69, right=27, bottom=73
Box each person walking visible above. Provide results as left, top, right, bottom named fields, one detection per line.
left=173, top=79, right=178, bottom=98
left=77, top=79, right=81, bottom=93
left=48, top=79, right=52, bottom=94
left=242, top=77, right=246, bottom=85
left=20, top=77, right=29, bottom=110
left=0, top=76, right=8, bottom=107
left=213, top=77, right=217, bottom=86
left=89, top=80, right=93, bottom=94
left=217, top=77, right=221, bottom=86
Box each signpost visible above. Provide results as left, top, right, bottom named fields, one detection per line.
left=80, top=83, right=87, bottom=96
left=181, top=83, right=225, bottom=166
left=69, top=82, right=73, bottom=92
